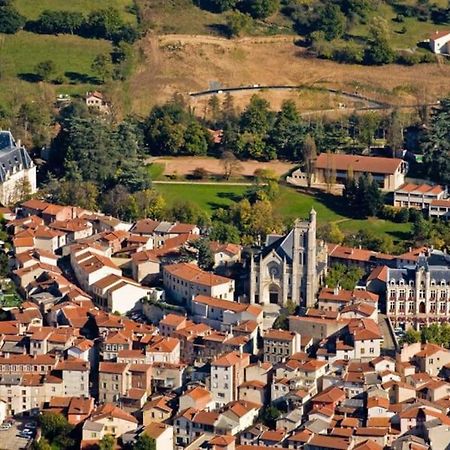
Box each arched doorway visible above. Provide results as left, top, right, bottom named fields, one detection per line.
left=419, top=302, right=426, bottom=314
left=268, top=284, right=281, bottom=304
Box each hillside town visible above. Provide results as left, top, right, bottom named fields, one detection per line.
left=0, top=128, right=450, bottom=450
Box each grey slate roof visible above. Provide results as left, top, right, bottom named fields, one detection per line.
left=259, top=229, right=295, bottom=263
left=0, top=131, right=33, bottom=182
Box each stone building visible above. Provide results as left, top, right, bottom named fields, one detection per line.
left=287, top=153, right=407, bottom=192
left=0, top=131, right=36, bottom=206
left=387, top=251, right=450, bottom=328
left=249, top=209, right=326, bottom=308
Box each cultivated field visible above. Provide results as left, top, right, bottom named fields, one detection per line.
left=150, top=156, right=296, bottom=178
left=130, top=34, right=450, bottom=114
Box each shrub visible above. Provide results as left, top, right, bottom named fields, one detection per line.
left=0, top=6, right=25, bottom=33
left=191, top=167, right=209, bottom=179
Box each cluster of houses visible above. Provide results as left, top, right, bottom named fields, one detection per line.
left=0, top=194, right=449, bottom=450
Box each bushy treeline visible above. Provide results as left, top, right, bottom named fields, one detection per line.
left=145, top=94, right=402, bottom=163
left=26, top=8, right=139, bottom=44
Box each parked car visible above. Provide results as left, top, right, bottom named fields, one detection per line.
left=19, top=430, right=33, bottom=438
left=0, top=423, right=11, bottom=430
left=24, top=422, right=36, bottom=429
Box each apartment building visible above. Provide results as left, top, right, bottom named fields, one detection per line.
left=394, top=183, right=446, bottom=209
left=210, top=352, right=250, bottom=408
left=163, top=263, right=235, bottom=304
left=98, top=362, right=130, bottom=403
left=263, top=329, right=302, bottom=364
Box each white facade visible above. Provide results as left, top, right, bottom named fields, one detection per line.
left=430, top=31, right=450, bottom=54
left=107, top=283, right=148, bottom=314
left=0, top=131, right=37, bottom=206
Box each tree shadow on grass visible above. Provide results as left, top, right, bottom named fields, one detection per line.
left=312, top=190, right=353, bottom=218
left=64, top=71, right=99, bottom=84
left=206, top=23, right=230, bottom=37
left=217, top=191, right=244, bottom=202
left=387, top=230, right=412, bottom=242
left=207, top=201, right=230, bottom=211
left=18, top=73, right=41, bottom=83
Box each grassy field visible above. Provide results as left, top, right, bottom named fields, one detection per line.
left=130, top=32, right=450, bottom=114
left=155, top=183, right=247, bottom=212
left=0, top=31, right=111, bottom=82
left=154, top=182, right=412, bottom=241
left=136, top=0, right=293, bottom=35
left=15, top=0, right=136, bottom=23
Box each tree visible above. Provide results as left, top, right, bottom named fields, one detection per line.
left=31, top=10, right=84, bottom=35
left=31, top=438, right=51, bottom=450
left=261, top=405, right=281, bottom=428
left=325, top=264, right=364, bottom=290
left=302, top=134, right=317, bottom=187
left=202, top=0, right=238, bottom=13
left=318, top=222, right=344, bottom=244
left=183, top=121, right=210, bottom=155
left=364, top=18, right=394, bottom=65
left=39, top=412, right=73, bottom=443
left=403, top=328, right=420, bottom=344
left=86, top=8, right=123, bottom=39
left=209, top=222, right=241, bottom=244
left=132, top=189, right=165, bottom=219
left=269, top=100, right=305, bottom=161
left=243, top=0, right=280, bottom=19
left=91, top=53, right=113, bottom=83
left=386, top=109, right=403, bottom=157
left=422, top=97, right=450, bottom=183
left=99, top=435, right=115, bottom=450
left=34, top=60, right=56, bottom=82
left=221, top=150, right=243, bottom=180
left=316, top=3, right=347, bottom=40
left=133, top=433, right=156, bottom=450
left=207, top=95, right=221, bottom=122
left=192, top=238, right=215, bottom=271
left=0, top=5, right=25, bottom=33
left=240, top=95, right=273, bottom=135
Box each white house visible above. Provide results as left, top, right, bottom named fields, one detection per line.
left=429, top=30, right=450, bottom=54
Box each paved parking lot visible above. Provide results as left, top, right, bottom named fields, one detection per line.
left=0, top=419, right=35, bottom=450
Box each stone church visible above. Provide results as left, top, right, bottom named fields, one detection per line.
left=249, top=209, right=327, bottom=308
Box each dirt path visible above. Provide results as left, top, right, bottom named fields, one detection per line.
left=148, top=156, right=296, bottom=178
left=157, top=34, right=295, bottom=47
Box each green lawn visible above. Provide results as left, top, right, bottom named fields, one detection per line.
left=155, top=182, right=412, bottom=241
left=348, top=0, right=450, bottom=49
left=0, top=31, right=111, bottom=81
left=147, top=163, right=166, bottom=181
left=15, top=0, right=137, bottom=23
left=155, top=183, right=247, bottom=212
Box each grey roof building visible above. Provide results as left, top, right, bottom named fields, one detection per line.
left=0, top=131, right=36, bottom=206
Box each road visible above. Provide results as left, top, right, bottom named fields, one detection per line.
left=189, top=85, right=440, bottom=115
left=0, top=418, right=36, bottom=450
left=152, top=180, right=255, bottom=186
left=379, top=313, right=398, bottom=356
